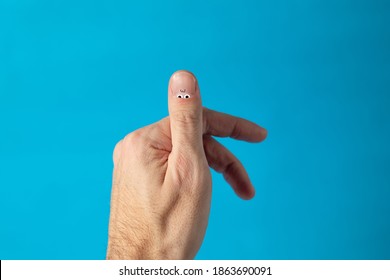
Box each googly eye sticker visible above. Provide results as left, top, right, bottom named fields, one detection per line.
left=176, top=93, right=191, bottom=99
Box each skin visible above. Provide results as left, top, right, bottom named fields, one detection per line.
left=106, top=70, right=267, bottom=259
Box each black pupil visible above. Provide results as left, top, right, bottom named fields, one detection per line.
left=178, top=95, right=182, bottom=98
left=185, top=95, right=189, bottom=98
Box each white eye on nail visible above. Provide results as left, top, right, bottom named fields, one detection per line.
left=184, top=94, right=191, bottom=99
left=177, top=94, right=183, bottom=98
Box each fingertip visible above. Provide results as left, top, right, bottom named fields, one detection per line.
left=238, top=184, right=256, bottom=200
left=170, top=69, right=197, bottom=81
left=224, top=171, right=256, bottom=200
left=254, top=126, right=268, bottom=143
left=169, top=70, right=198, bottom=97
left=168, top=70, right=200, bottom=103
left=247, top=184, right=256, bottom=199
left=261, top=127, right=268, bottom=141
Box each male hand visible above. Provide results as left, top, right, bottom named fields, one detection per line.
left=106, top=70, right=267, bottom=259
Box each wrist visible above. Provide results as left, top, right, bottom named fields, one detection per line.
left=106, top=235, right=167, bottom=260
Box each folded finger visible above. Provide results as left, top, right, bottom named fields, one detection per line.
left=203, top=108, right=267, bottom=143
left=203, top=135, right=255, bottom=200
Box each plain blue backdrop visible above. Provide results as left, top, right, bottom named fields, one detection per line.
left=1, top=0, right=389, bottom=259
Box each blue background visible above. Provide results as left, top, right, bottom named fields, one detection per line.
left=1, top=0, right=389, bottom=259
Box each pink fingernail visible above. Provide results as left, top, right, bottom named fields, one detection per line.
left=170, top=71, right=197, bottom=99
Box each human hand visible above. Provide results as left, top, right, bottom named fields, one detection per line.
left=106, top=70, right=267, bottom=259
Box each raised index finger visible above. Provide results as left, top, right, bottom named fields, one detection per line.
left=203, top=108, right=267, bottom=142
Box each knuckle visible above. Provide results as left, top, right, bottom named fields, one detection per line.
left=122, top=128, right=154, bottom=162
left=123, top=129, right=144, bottom=147
left=113, top=140, right=123, bottom=164
left=172, top=110, right=201, bottom=127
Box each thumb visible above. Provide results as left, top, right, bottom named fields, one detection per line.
left=168, top=70, right=203, bottom=153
